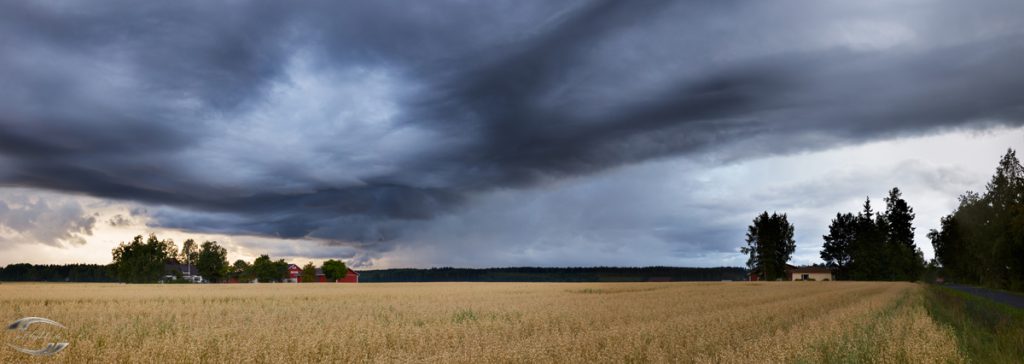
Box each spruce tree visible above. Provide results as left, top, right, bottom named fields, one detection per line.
left=848, top=197, right=886, bottom=280
left=741, top=212, right=796, bottom=280
left=985, top=149, right=1024, bottom=289
left=882, top=187, right=924, bottom=281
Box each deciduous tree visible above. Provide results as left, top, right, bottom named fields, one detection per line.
left=252, top=255, right=279, bottom=283
left=180, top=239, right=199, bottom=275
left=111, top=234, right=175, bottom=283
left=821, top=213, right=856, bottom=280
left=930, top=149, right=1024, bottom=291
left=231, top=259, right=253, bottom=282
left=196, top=241, right=228, bottom=283
left=301, top=262, right=317, bottom=283
left=322, top=259, right=349, bottom=282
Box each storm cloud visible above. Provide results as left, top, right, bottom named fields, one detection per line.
left=1, top=1, right=1023, bottom=263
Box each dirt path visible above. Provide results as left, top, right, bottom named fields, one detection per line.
left=946, top=284, right=1024, bottom=309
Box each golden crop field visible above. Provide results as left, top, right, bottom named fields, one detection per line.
left=0, top=282, right=962, bottom=363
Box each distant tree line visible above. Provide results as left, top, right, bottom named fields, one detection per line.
left=820, top=188, right=925, bottom=281
left=357, top=267, right=748, bottom=282
left=2, top=261, right=740, bottom=283
left=929, top=149, right=1024, bottom=292
left=0, top=263, right=113, bottom=282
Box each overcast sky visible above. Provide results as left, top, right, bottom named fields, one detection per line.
left=1, top=1, right=1023, bottom=268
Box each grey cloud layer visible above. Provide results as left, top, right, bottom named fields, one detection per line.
left=0, top=192, right=96, bottom=247
left=1, top=1, right=1023, bottom=258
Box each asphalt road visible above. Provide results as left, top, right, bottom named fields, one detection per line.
left=946, top=284, right=1024, bottom=309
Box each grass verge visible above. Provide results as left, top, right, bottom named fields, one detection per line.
left=923, top=285, right=1024, bottom=363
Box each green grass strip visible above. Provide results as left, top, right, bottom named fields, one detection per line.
left=923, top=285, right=1024, bottom=363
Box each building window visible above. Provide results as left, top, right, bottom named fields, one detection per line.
left=801, top=274, right=809, bottom=280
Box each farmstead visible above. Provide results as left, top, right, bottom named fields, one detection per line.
left=286, top=264, right=360, bottom=283
left=786, top=266, right=833, bottom=281
left=748, top=265, right=834, bottom=281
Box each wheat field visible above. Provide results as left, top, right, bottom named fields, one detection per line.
left=0, top=282, right=962, bottom=363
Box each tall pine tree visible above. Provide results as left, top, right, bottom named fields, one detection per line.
left=882, top=187, right=924, bottom=281
left=741, top=212, right=796, bottom=280
left=849, top=197, right=887, bottom=280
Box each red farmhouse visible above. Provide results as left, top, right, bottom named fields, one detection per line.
left=287, top=264, right=302, bottom=282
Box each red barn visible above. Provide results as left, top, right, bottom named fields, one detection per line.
left=287, top=264, right=302, bottom=283
left=312, top=267, right=359, bottom=283
left=290, top=265, right=360, bottom=283
left=338, top=268, right=359, bottom=283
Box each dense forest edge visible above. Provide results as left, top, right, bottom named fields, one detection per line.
left=0, top=264, right=747, bottom=283
left=928, top=149, right=1024, bottom=292
left=0, top=263, right=114, bottom=282
left=357, top=266, right=748, bottom=282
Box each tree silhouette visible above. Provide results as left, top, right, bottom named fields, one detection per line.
left=930, top=149, right=1024, bottom=291
left=741, top=212, right=796, bottom=280
left=196, top=241, right=228, bottom=283
left=821, top=213, right=856, bottom=280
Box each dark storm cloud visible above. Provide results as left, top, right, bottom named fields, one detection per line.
left=1, top=1, right=1024, bottom=255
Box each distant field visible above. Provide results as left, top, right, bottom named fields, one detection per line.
left=0, top=282, right=962, bottom=363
